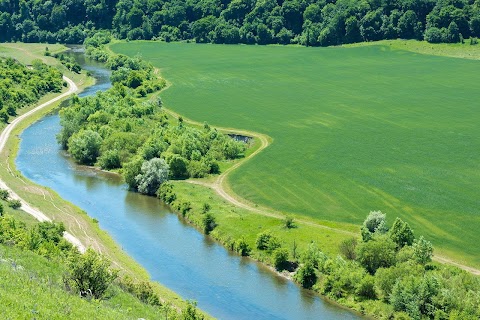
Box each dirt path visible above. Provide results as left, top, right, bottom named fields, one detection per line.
left=163, top=105, right=480, bottom=274
left=0, top=76, right=86, bottom=253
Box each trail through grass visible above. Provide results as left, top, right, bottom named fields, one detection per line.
left=112, top=41, right=480, bottom=268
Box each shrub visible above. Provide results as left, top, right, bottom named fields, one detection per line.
left=67, top=129, right=103, bottom=165
left=202, top=213, right=216, bottom=235
left=283, top=216, right=296, bottom=229
left=339, top=237, right=357, bottom=260
left=157, top=182, right=176, bottom=204
left=64, top=249, right=118, bottom=299
left=273, top=247, right=289, bottom=271
left=135, top=158, right=169, bottom=196
left=8, top=199, right=21, bottom=209
left=97, top=149, right=121, bottom=169
left=201, top=203, right=211, bottom=213
left=255, top=231, right=281, bottom=251
left=355, top=274, right=376, bottom=300
left=234, top=238, right=251, bottom=256
left=0, top=189, right=9, bottom=200
left=295, top=261, right=317, bottom=288
left=356, top=235, right=396, bottom=274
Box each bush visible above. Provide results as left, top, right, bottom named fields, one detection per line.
left=234, top=238, right=251, bottom=256
left=157, top=182, right=176, bottom=204
left=64, top=248, right=118, bottom=299
left=0, top=189, right=9, bottom=200
left=283, top=216, right=296, bottom=229
left=120, top=276, right=161, bottom=306
left=255, top=231, right=281, bottom=251
left=68, top=129, right=103, bottom=165
left=355, top=274, right=376, bottom=300
left=202, top=213, right=216, bottom=235
left=339, top=237, right=357, bottom=260
left=97, top=149, right=121, bottom=169
left=273, top=247, right=289, bottom=271
left=8, top=199, right=21, bottom=209
left=294, top=262, right=317, bottom=288
left=356, top=235, right=396, bottom=274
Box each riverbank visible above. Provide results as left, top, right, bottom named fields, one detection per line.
left=0, top=43, right=194, bottom=314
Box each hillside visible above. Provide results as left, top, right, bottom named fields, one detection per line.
left=1, top=0, right=479, bottom=46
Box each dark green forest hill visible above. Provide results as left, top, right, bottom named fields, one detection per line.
left=1, top=0, right=479, bottom=46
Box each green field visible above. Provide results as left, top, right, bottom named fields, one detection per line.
left=111, top=41, right=480, bottom=267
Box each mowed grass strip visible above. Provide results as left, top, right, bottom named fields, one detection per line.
left=111, top=41, right=480, bottom=268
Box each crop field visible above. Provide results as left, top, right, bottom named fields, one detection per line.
left=111, top=41, right=480, bottom=267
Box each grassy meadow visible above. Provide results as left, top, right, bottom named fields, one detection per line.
left=111, top=41, right=480, bottom=268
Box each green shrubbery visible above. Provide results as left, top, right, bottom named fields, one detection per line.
left=0, top=58, right=63, bottom=123
left=289, top=211, right=480, bottom=319
left=59, top=34, right=247, bottom=196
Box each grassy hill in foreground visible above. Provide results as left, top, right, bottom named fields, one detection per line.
left=0, top=244, right=166, bottom=319
left=111, top=40, right=480, bottom=268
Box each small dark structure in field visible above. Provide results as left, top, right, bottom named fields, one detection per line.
left=228, top=133, right=252, bottom=143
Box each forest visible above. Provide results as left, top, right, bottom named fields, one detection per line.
left=0, top=57, right=63, bottom=123
left=1, top=0, right=479, bottom=46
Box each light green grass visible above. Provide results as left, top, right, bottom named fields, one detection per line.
left=112, top=40, right=480, bottom=268
left=0, top=245, right=166, bottom=320
left=172, top=181, right=358, bottom=262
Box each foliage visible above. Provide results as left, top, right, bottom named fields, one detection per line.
left=361, top=210, right=388, bottom=242
left=119, top=275, right=161, bottom=306
left=294, top=261, right=317, bottom=289
left=181, top=301, right=205, bottom=320
left=339, top=237, right=357, bottom=260
left=255, top=231, right=281, bottom=251
left=234, top=237, right=251, bottom=256
left=64, top=248, right=118, bottom=299
left=135, top=158, right=169, bottom=196
left=272, top=247, right=289, bottom=271
left=356, top=235, right=397, bottom=274
left=412, top=236, right=434, bottom=265
left=1, top=0, right=476, bottom=45
left=283, top=216, right=296, bottom=229
left=389, top=218, right=415, bottom=249
left=202, top=212, right=216, bottom=235
left=67, top=129, right=103, bottom=165
left=0, top=58, right=63, bottom=123
left=7, top=199, right=21, bottom=209
left=59, top=34, right=247, bottom=192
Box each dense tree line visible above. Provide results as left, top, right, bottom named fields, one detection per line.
left=58, top=36, right=246, bottom=195
left=0, top=57, right=63, bottom=123
left=291, top=211, right=480, bottom=319
left=1, top=0, right=479, bottom=45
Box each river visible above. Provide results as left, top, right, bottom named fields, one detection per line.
left=15, top=48, right=362, bottom=320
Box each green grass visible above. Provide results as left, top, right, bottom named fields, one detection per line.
left=171, top=181, right=358, bottom=262
left=111, top=40, right=480, bottom=268
left=0, top=245, right=166, bottom=320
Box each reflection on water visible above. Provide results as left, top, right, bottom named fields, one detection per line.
left=14, top=47, right=362, bottom=320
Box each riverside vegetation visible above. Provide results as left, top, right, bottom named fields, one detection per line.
left=112, top=40, right=480, bottom=269
left=0, top=47, right=206, bottom=319
left=1, top=0, right=480, bottom=46
left=55, top=34, right=480, bottom=318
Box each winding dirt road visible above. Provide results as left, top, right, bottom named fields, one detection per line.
left=0, top=76, right=86, bottom=253
left=164, top=105, right=480, bottom=275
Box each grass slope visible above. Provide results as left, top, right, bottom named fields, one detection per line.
left=112, top=41, right=480, bottom=268
left=0, top=245, right=165, bottom=320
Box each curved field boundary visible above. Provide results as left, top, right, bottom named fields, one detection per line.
left=0, top=76, right=86, bottom=253
left=160, top=83, right=480, bottom=275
